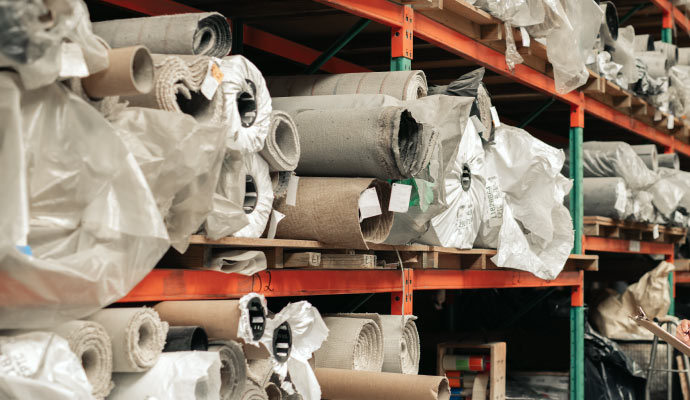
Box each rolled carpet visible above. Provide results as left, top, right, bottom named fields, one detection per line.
left=659, top=153, right=680, bottom=170
left=123, top=55, right=224, bottom=124
left=315, top=368, right=451, bottom=400
left=53, top=320, right=114, bottom=399
left=85, top=307, right=168, bottom=372
left=380, top=315, right=420, bottom=375
left=266, top=70, right=428, bottom=100
left=204, top=149, right=250, bottom=240
left=163, top=326, right=208, bottom=352
left=233, top=153, right=274, bottom=238
left=274, top=177, right=394, bottom=249
left=631, top=144, right=659, bottom=171
left=260, top=110, right=300, bottom=172
left=564, top=177, right=628, bottom=219
left=289, top=106, right=435, bottom=179
left=209, top=340, right=248, bottom=400
left=314, top=317, right=384, bottom=371
left=92, top=13, right=232, bottom=57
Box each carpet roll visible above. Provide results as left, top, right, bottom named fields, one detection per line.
left=266, top=70, right=428, bottom=100
left=209, top=340, right=247, bottom=400
left=163, top=326, right=208, bottom=352
left=270, top=171, right=293, bottom=201
left=655, top=40, right=678, bottom=64
left=631, top=144, right=659, bottom=171
left=205, top=149, right=250, bottom=240
left=82, top=46, right=154, bottom=99
left=290, top=106, right=435, bottom=179
left=233, top=153, right=274, bottom=238
left=53, top=320, right=114, bottom=399
left=659, top=153, right=680, bottom=170
left=634, top=34, right=654, bottom=52
left=204, top=250, right=268, bottom=275
left=274, top=177, right=394, bottom=249
left=637, top=51, right=670, bottom=78
left=599, top=2, right=618, bottom=48
left=380, top=315, right=420, bottom=375
left=85, top=307, right=168, bottom=372
left=154, top=296, right=267, bottom=345
left=123, top=55, right=224, bottom=124
left=260, top=110, right=300, bottom=172
left=580, top=177, right=629, bottom=219
left=679, top=48, right=690, bottom=66
left=314, top=317, right=384, bottom=371
left=92, top=13, right=231, bottom=57
left=315, top=368, right=451, bottom=400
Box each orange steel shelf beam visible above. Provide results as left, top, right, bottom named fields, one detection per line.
left=583, top=236, right=674, bottom=256
left=95, top=0, right=369, bottom=74
left=651, top=0, right=690, bottom=34
left=676, top=271, right=690, bottom=284
left=119, top=268, right=583, bottom=302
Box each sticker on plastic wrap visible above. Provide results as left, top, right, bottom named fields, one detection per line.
left=59, top=43, right=89, bottom=79
left=490, top=106, right=501, bottom=128
left=485, top=176, right=504, bottom=227
left=286, top=175, right=299, bottom=206
left=201, top=60, right=224, bottom=100
left=456, top=202, right=474, bottom=233
left=389, top=183, right=412, bottom=213
left=267, top=210, right=286, bottom=240
left=359, top=187, right=382, bottom=222
left=654, top=110, right=662, bottom=122
left=519, top=27, right=530, bottom=47
left=667, top=116, right=675, bottom=130
left=653, top=224, right=660, bottom=239
left=629, top=240, right=641, bottom=252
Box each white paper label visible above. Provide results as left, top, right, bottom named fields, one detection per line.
left=629, top=240, right=641, bottom=252
left=359, top=187, right=382, bottom=222
left=200, top=60, right=224, bottom=100
left=286, top=175, right=299, bottom=206
left=456, top=202, right=474, bottom=231
left=485, top=176, right=504, bottom=227
left=389, top=183, right=412, bottom=213
left=59, top=43, right=89, bottom=79
left=490, top=106, right=501, bottom=128
left=251, top=316, right=265, bottom=324
left=519, top=26, right=530, bottom=47
left=266, top=210, right=285, bottom=240
left=653, top=224, right=660, bottom=239
left=654, top=110, right=663, bottom=122
left=667, top=116, right=675, bottom=130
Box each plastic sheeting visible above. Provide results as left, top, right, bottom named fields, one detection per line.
left=233, top=153, right=274, bottom=238
left=670, top=65, right=690, bottom=118
left=109, top=351, right=222, bottom=400
left=610, top=26, right=638, bottom=88
left=470, top=0, right=545, bottom=27
left=0, top=0, right=109, bottom=89
left=205, top=150, right=250, bottom=240
left=0, top=72, right=169, bottom=330
left=0, top=332, right=93, bottom=399
left=108, top=105, right=226, bottom=253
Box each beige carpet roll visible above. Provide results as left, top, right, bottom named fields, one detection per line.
left=92, top=13, right=232, bottom=57
left=85, top=307, right=168, bottom=372
left=209, top=340, right=247, bottom=400
left=266, top=71, right=428, bottom=100
left=241, top=381, right=269, bottom=400
left=123, top=55, right=224, bottom=123
left=274, top=177, right=393, bottom=249
left=380, top=315, right=420, bottom=375
left=314, top=317, right=384, bottom=371
left=82, top=46, right=154, bottom=99
left=260, top=110, right=300, bottom=172
left=315, top=368, right=450, bottom=400
left=53, top=320, right=114, bottom=399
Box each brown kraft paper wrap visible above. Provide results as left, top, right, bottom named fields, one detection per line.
left=274, top=177, right=393, bottom=249
left=82, top=46, right=154, bottom=98
left=315, top=368, right=451, bottom=400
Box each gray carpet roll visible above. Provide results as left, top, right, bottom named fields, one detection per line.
left=314, top=317, right=384, bottom=372
left=123, top=55, right=224, bottom=124
left=637, top=51, right=670, bottom=78
left=634, top=34, right=654, bottom=52
left=209, top=340, right=247, bottom=400
left=659, top=153, right=680, bottom=170
left=274, top=177, right=394, bottom=249
left=290, top=106, right=435, bottom=179
left=260, top=110, right=300, bottom=172
left=631, top=144, right=659, bottom=172
left=580, top=177, right=629, bottom=219
left=266, top=71, right=428, bottom=100
left=654, top=40, right=678, bottom=65
left=53, top=320, right=114, bottom=399
left=93, top=13, right=231, bottom=57
left=85, top=307, right=168, bottom=372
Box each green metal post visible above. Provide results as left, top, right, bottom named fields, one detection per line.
left=570, top=305, right=585, bottom=400
left=304, top=18, right=371, bottom=74
left=662, top=28, right=673, bottom=44
left=669, top=271, right=675, bottom=315
left=569, top=127, right=583, bottom=254
left=390, top=57, right=412, bottom=71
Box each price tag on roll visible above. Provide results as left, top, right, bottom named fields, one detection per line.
left=359, top=187, right=382, bottom=222
left=201, top=60, right=224, bottom=100
left=389, top=183, right=412, bottom=213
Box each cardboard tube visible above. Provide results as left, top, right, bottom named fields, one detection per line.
left=274, top=177, right=394, bottom=249
left=315, top=368, right=451, bottom=400
left=209, top=340, right=247, bottom=400
left=163, top=326, right=208, bottom=352
left=82, top=46, right=154, bottom=98
left=659, top=153, right=680, bottom=170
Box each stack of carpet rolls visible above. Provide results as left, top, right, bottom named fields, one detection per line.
left=564, top=141, right=690, bottom=228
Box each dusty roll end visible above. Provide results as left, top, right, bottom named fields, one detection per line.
left=359, top=179, right=394, bottom=244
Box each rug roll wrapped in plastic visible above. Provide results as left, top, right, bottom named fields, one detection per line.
left=599, top=2, right=619, bottom=48
left=109, top=105, right=227, bottom=253
left=123, top=55, right=225, bottom=124
left=658, top=153, right=680, bottom=170
left=0, top=72, right=169, bottom=329
left=274, top=177, right=394, bottom=249
left=315, top=368, right=451, bottom=400
left=565, top=177, right=628, bottom=219
left=232, top=153, right=274, bottom=238
left=154, top=294, right=268, bottom=348
left=630, top=144, right=659, bottom=172
left=85, top=307, right=168, bottom=373
left=314, top=316, right=384, bottom=372
left=632, top=190, right=656, bottom=222
left=475, top=124, right=574, bottom=280
left=611, top=26, right=638, bottom=86
left=52, top=320, right=114, bottom=399
left=679, top=48, right=690, bottom=66
left=654, top=40, right=678, bottom=65
left=201, top=249, right=268, bottom=275
left=266, top=70, right=428, bottom=100
left=209, top=340, right=248, bottom=400
left=204, top=149, right=250, bottom=240
left=93, top=13, right=232, bottom=57
left=163, top=326, right=208, bottom=352
left=0, top=332, right=93, bottom=399
left=260, top=110, right=300, bottom=172
left=220, top=55, right=272, bottom=153
left=648, top=173, right=688, bottom=218
left=418, top=120, right=486, bottom=249
left=636, top=51, right=670, bottom=78
left=109, top=351, right=222, bottom=400
left=634, top=34, right=654, bottom=52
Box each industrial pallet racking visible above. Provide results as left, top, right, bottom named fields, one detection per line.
left=90, top=0, right=690, bottom=397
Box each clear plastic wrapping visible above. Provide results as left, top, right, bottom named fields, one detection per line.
left=0, top=72, right=169, bottom=329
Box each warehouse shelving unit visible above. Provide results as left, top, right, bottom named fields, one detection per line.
left=89, top=0, right=690, bottom=397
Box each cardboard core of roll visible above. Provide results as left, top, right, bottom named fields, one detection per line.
left=82, top=46, right=154, bottom=98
